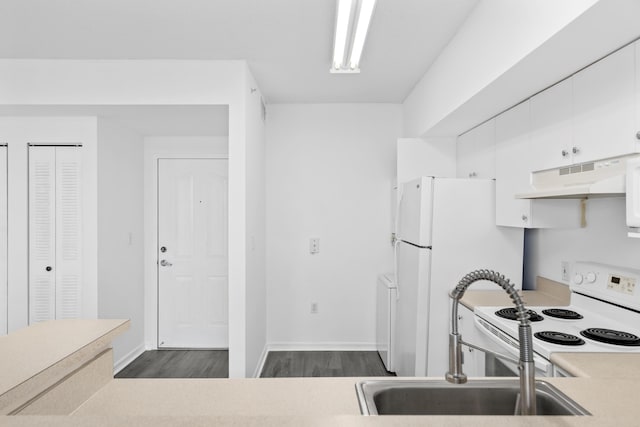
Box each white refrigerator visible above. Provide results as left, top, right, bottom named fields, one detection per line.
left=394, top=177, right=524, bottom=377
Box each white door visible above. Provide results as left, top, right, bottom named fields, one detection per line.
left=395, top=241, right=431, bottom=377
left=28, top=146, right=82, bottom=323
left=397, top=177, right=433, bottom=247
left=0, top=147, right=6, bottom=334
left=158, top=158, right=228, bottom=348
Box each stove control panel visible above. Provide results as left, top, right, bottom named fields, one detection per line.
left=607, top=274, right=636, bottom=295
left=572, top=262, right=640, bottom=311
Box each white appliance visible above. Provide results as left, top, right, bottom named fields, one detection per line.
left=516, top=153, right=639, bottom=200
left=394, top=177, right=524, bottom=377
left=474, top=262, right=640, bottom=377
left=627, top=156, right=640, bottom=230
left=376, top=273, right=396, bottom=372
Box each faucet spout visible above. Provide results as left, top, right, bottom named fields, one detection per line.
left=445, top=269, right=537, bottom=416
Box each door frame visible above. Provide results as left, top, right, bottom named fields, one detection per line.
left=143, top=138, right=228, bottom=351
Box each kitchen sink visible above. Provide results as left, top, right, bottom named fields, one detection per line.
left=356, top=379, right=590, bottom=416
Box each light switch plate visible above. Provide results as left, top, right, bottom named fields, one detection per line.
left=310, top=238, right=320, bottom=254
left=561, top=261, right=570, bottom=281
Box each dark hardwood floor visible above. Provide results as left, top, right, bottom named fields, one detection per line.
left=116, top=350, right=393, bottom=379
left=259, top=351, right=395, bottom=378
left=116, top=350, right=229, bottom=378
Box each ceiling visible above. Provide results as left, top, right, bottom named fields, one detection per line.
left=0, top=0, right=478, bottom=103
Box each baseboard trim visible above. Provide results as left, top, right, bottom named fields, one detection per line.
left=113, top=343, right=146, bottom=375
left=252, top=344, right=269, bottom=378
left=265, top=342, right=377, bottom=352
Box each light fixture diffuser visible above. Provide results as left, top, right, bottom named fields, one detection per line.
left=348, top=0, right=376, bottom=70
left=332, top=0, right=353, bottom=70
left=330, top=0, right=377, bottom=73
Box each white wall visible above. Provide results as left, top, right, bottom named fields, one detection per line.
left=265, top=104, right=401, bottom=349
left=0, top=116, right=98, bottom=331
left=397, top=138, right=457, bottom=184
left=243, top=69, right=267, bottom=376
left=525, top=198, right=640, bottom=286
left=403, top=0, right=598, bottom=137
left=97, top=119, right=145, bottom=369
left=0, top=59, right=257, bottom=377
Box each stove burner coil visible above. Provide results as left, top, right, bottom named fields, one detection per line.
left=580, top=328, right=640, bottom=346
left=541, top=308, right=583, bottom=320
left=534, top=331, right=585, bottom=346
left=494, top=307, right=544, bottom=322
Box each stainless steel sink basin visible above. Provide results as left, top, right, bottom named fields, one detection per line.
left=356, top=379, right=590, bottom=416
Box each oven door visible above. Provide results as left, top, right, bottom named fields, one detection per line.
left=474, top=316, right=553, bottom=377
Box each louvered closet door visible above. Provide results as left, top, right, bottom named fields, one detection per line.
left=0, top=147, right=7, bottom=334
left=28, top=146, right=82, bottom=323
left=55, top=148, right=82, bottom=319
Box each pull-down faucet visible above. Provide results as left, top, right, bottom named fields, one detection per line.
left=445, top=269, right=537, bottom=416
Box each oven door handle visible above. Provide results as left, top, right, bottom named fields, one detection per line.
left=473, top=316, right=551, bottom=371
left=459, top=338, right=519, bottom=366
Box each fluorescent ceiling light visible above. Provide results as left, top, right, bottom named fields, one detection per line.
left=349, top=0, right=376, bottom=70
left=332, top=0, right=353, bottom=70
left=331, top=0, right=377, bottom=73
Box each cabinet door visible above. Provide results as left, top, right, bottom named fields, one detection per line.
left=456, top=119, right=496, bottom=179
left=495, top=101, right=532, bottom=227
left=636, top=41, right=640, bottom=146
left=0, top=147, right=6, bottom=335
left=530, top=78, right=573, bottom=171
left=573, top=43, right=636, bottom=162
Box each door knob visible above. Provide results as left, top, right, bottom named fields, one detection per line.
left=160, top=260, right=173, bottom=267
left=45, top=266, right=52, bottom=272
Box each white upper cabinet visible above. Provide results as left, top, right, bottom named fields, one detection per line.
left=530, top=78, right=573, bottom=171
left=495, top=101, right=580, bottom=228
left=456, top=119, right=495, bottom=179
left=636, top=41, right=640, bottom=141
left=573, top=43, right=637, bottom=162
left=495, top=101, right=533, bottom=227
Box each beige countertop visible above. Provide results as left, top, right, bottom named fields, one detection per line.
left=72, top=378, right=361, bottom=417
left=58, top=374, right=640, bottom=425
left=0, top=319, right=129, bottom=414
left=461, top=276, right=571, bottom=309
left=551, top=352, right=640, bottom=378
left=0, top=363, right=638, bottom=425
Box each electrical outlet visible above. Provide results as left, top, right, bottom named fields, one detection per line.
left=310, top=238, right=320, bottom=254
left=310, top=302, right=318, bottom=314
left=561, top=261, right=570, bottom=281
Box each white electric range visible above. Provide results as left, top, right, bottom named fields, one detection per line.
left=473, top=262, right=640, bottom=377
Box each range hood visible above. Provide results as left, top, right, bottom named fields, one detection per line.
left=516, top=154, right=639, bottom=199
